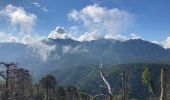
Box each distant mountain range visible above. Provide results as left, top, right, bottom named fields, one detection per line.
left=0, top=38, right=170, bottom=77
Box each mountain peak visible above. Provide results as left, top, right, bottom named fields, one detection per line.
left=48, top=26, right=70, bottom=40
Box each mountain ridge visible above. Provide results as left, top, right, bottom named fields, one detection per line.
left=0, top=38, right=170, bottom=77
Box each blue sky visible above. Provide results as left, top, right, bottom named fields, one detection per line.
left=0, top=0, right=169, bottom=44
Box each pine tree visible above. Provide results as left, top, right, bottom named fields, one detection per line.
left=141, top=67, right=155, bottom=94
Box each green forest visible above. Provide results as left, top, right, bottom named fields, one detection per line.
left=0, top=63, right=169, bottom=100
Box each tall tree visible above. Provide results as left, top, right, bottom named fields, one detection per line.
left=0, top=62, right=17, bottom=100
left=39, top=75, right=57, bottom=100
left=160, top=68, right=168, bottom=100
left=33, top=83, right=44, bottom=100
left=0, top=81, right=6, bottom=100
left=15, top=68, right=32, bottom=100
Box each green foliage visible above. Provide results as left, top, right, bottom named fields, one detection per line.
left=50, top=63, right=169, bottom=99
left=1, top=63, right=169, bottom=100
left=141, top=67, right=155, bottom=94
left=37, top=75, right=89, bottom=100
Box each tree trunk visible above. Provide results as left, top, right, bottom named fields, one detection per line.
left=160, top=68, right=168, bottom=100
left=47, top=87, right=49, bottom=100
left=99, top=58, right=113, bottom=100
left=121, top=71, right=126, bottom=100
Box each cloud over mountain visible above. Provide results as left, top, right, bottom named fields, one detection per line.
left=164, top=37, right=170, bottom=48
left=28, top=40, right=56, bottom=61
left=48, top=26, right=72, bottom=40
left=78, top=32, right=103, bottom=41
left=68, top=4, right=134, bottom=40
left=0, top=4, right=41, bottom=44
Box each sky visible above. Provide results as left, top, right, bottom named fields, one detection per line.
left=0, top=0, right=170, bottom=47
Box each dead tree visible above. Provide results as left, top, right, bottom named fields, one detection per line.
left=89, top=57, right=113, bottom=100
left=121, top=71, right=127, bottom=100
left=160, top=68, right=168, bottom=100
left=0, top=62, right=17, bottom=100
left=99, top=58, right=113, bottom=100
left=15, top=68, right=32, bottom=100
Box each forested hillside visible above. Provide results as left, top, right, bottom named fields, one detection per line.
left=51, top=63, right=170, bottom=100
left=0, top=62, right=170, bottom=100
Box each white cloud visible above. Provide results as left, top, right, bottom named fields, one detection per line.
left=68, top=26, right=79, bottom=36
left=9, top=36, right=19, bottom=43
left=51, top=26, right=142, bottom=42
left=48, top=26, right=73, bottom=40
left=73, top=45, right=89, bottom=53
left=0, top=4, right=52, bottom=59
left=41, top=7, right=48, bottom=13
left=68, top=4, right=134, bottom=40
left=22, top=35, right=35, bottom=44
left=28, top=41, right=56, bottom=61
left=33, top=2, right=41, bottom=7
left=77, top=32, right=142, bottom=42
left=129, top=33, right=142, bottom=39
left=62, top=45, right=89, bottom=54
left=0, top=31, right=46, bottom=44
left=32, top=2, right=48, bottom=12
left=164, top=37, right=170, bottom=48
left=0, top=4, right=37, bottom=34
left=151, top=37, right=170, bottom=49
left=67, top=5, right=143, bottom=42
left=0, top=32, right=19, bottom=43
left=151, top=41, right=164, bottom=46
left=78, top=31, right=103, bottom=41
left=104, top=33, right=142, bottom=41
left=62, top=45, right=73, bottom=54
left=0, top=32, right=12, bottom=42
left=18, top=34, right=56, bottom=61
left=105, top=34, right=128, bottom=41
left=0, top=5, right=46, bottom=44
left=21, top=34, right=45, bottom=44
